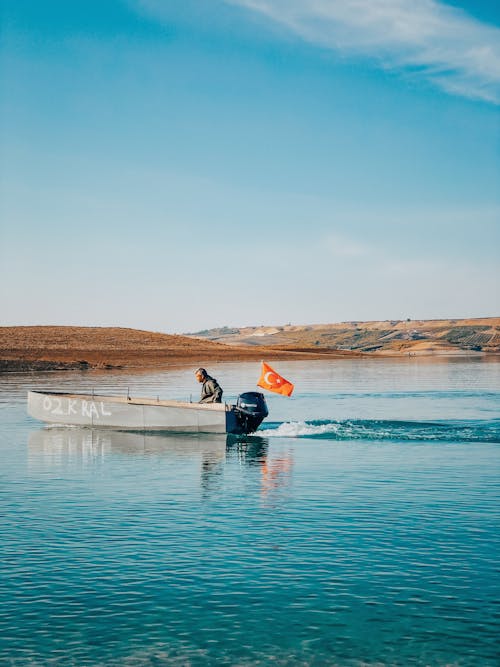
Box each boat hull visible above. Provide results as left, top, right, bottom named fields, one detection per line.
left=27, top=391, right=240, bottom=433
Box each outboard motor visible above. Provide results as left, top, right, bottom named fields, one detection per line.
left=232, top=391, right=269, bottom=434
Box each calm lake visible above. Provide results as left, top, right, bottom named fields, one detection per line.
left=1, top=359, right=499, bottom=666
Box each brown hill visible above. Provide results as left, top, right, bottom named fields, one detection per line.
left=0, top=326, right=358, bottom=371
left=189, top=318, right=500, bottom=356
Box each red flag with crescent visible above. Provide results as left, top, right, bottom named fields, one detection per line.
left=257, top=362, right=294, bottom=397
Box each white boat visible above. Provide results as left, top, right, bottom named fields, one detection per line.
left=27, top=390, right=268, bottom=435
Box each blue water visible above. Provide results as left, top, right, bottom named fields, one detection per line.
left=1, top=359, right=499, bottom=666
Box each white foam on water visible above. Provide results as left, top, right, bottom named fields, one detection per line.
left=257, top=419, right=500, bottom=442
left=258, top=421, right=343, bottom=438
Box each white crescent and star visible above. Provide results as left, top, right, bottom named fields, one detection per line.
left=264, top=371, right=282, bottom=385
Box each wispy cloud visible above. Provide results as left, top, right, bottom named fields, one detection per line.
left=227, top=0, right=500, bottom=103
left=326, top=233, right=371, bottom=257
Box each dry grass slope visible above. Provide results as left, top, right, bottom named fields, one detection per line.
left=0, top=326, right=357, bottom=371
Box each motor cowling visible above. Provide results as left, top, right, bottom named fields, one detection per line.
left=234, top=391, right=269, bottom=434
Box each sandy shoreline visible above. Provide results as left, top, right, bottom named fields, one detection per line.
left=0, top=351, right=359, bottom=373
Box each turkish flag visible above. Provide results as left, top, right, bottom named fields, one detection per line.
left=257, top=362, right=294, bottom=397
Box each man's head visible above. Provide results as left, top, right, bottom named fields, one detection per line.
left=195, top=368, right=207, bottom=383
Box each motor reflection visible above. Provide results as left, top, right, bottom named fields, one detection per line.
left=227, top=435, right=293, bottom=501
left=226, top=434, right=268, bottom=466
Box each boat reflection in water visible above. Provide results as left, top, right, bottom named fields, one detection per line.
left=29, top=427, right=229, bottom=458
left=27, top=427, right=294, bottom=498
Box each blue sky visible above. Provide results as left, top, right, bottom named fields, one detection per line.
left=1, top=0, right=499, bottom=332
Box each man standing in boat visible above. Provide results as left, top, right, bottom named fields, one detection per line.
left=195, top=368, right=223, bottom=403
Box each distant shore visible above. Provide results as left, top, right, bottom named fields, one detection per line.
left=0, top=326, right=363, bottom=372
left=189, top=317, right=500, bottom=356
left=1, top=324, right=497, bottom=372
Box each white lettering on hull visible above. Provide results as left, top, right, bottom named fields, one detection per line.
left=52, top=397, right=64, bottom=415
left=100, top=402, right=112, bottom=416
left=41, top=396, right=114, bottom=420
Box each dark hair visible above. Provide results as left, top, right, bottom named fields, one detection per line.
left=195, top=368, right=207, bottom=378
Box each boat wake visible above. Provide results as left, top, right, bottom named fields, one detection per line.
left=258, top=419, right=500, bottom=443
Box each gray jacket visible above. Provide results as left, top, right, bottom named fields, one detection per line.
left=199, top=375, right=223, bottom=403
